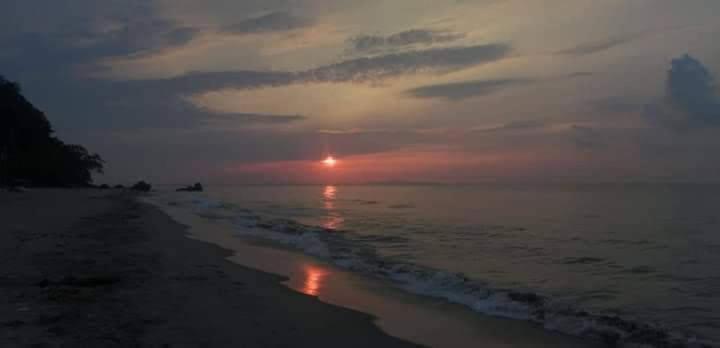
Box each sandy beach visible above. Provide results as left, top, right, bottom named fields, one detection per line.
left=0, top=188, right=603, bottom=348
left=149, top=191, right=600, bottom=348
left=0, top=189, right=418, bottom=347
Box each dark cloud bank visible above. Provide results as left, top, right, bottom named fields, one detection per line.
left=646, top=54, right=720, bottom=130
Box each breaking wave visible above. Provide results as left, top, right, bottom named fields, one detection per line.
left=180, top=196, right=716, bottom=348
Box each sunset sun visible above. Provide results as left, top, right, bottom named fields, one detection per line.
left=322, top=156, right=337, bottom=167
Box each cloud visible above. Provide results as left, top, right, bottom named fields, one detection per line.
left=207, top=112, right=307, bottom=124
left=130, top=42, right=511, bottom=96
left=349, top=29, right=466, bottom=53
left=132, top=43, right=511, bottom=91
left=316, top=128, right=442, bottom=135
left=136, top=70, right=298, bottom=95
left=404, top=71, right=588, bottom=102
left=589, top=96, right=644, bottom=114
left=405, top=78, right=529, bottom=100
left=307, top=43, right=511, bottom=83
left=31, top=42, right=510, bottom=133
left=666, top=55, right=720, bottom=124
left=566, top=71, right=594, bottom=78
left=163, top=27, right=202, bottom=47
left=473, top=120, right=549, bottom=133
left=645, top=54, right=720, bottom=129
left=0, top=1, right=203, bottom=80
left=108, top=125, right=431, bottom=172
left=556, top=37, right=633, bottom=56
left=0, top=2, right=508, bottom=136
left=222, top=11, right=313, bottom=35
left=317, top=128, right=387, bottom=135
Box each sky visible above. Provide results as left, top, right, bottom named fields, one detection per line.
left=2, top=0, right=720, bottom=184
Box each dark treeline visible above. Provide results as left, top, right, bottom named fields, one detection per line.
left=0, top=76, right=103, bottom=187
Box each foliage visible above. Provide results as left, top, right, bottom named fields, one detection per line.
left=0, top=76, right=104, bottom=187
left=130, top=181, right=152, bottom=192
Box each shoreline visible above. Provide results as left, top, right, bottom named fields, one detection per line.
left=0, top=189, right=418, bottom=347
left=146, top=192, right=600, bottom=348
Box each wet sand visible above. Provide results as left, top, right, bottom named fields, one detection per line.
left=148, top=193, right=600, bottom=348
left=0, top=189, right=417, bottom=347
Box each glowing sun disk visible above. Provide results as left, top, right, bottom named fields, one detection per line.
left=323, top=156, right=337, bottom=167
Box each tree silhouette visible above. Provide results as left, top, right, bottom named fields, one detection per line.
left=0, top=76, right=104, bottom=187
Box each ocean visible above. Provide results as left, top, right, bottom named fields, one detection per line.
left=157, top=183, right=720, bottom=346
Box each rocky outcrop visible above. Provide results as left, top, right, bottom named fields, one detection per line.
left=176, top=183, right=203, bottom=192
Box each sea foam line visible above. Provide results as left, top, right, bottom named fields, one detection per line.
left=180, top=196, right=716, bottom=348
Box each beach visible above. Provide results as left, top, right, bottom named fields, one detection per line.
left=148, top=190, right=599, bottom=348
left=5, top=1, right=720, bottom=346
left=151, top=184, right=720, bottom=347
left=0, top=189, right=602, bottom=347
left=0, top=189, right=418, bottom=347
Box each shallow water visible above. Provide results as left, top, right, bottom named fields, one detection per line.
left=148, top=200, right=595, bottom=348
left=161, top=183, right=720, bottom=346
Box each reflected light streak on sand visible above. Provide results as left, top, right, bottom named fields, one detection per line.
left=301, top=264, right=329, bottom=296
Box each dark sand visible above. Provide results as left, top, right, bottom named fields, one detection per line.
left=0, top=189, right=418, bottom=347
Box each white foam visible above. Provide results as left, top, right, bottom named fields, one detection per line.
left=164, top=194, right=717, bottom=348
left=231, top=220, right=331, bottom=258
left=190, top=197, right=219, bottom=209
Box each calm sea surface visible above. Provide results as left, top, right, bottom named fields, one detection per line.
left=166, top=184, right=720, bottom=343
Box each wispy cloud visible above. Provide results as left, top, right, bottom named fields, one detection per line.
left=556, top=36, right=634, bottom=56
left=473, top=120, right=549, bottom=133
left=63, top=42, right=512, bottom=132
left=316, top=128, right=444, bottom=135
left=348, top=29, right=466, bottom=54
left=135, top=42, right=512, bottom=95
left=162, top=27, right=202, bottom=47
left=307, top=43, right=511, bottom=83
left=405, top=78, right=530, bottom=100
left=206, top=112, right=307, bottom=124
left=566, top=71, right=594, bottom=78
left=589, top=96, right=644, bottom=114
left=137, top=70, right=298, bottom=95
left=222, top=11, right=313, bottom=35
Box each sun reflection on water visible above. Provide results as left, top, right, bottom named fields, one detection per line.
left=324, top=185, right=337, bottom=203
left=323, top=185, right=344, bottom=230
left=301, top=264, right=328, bottom=296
